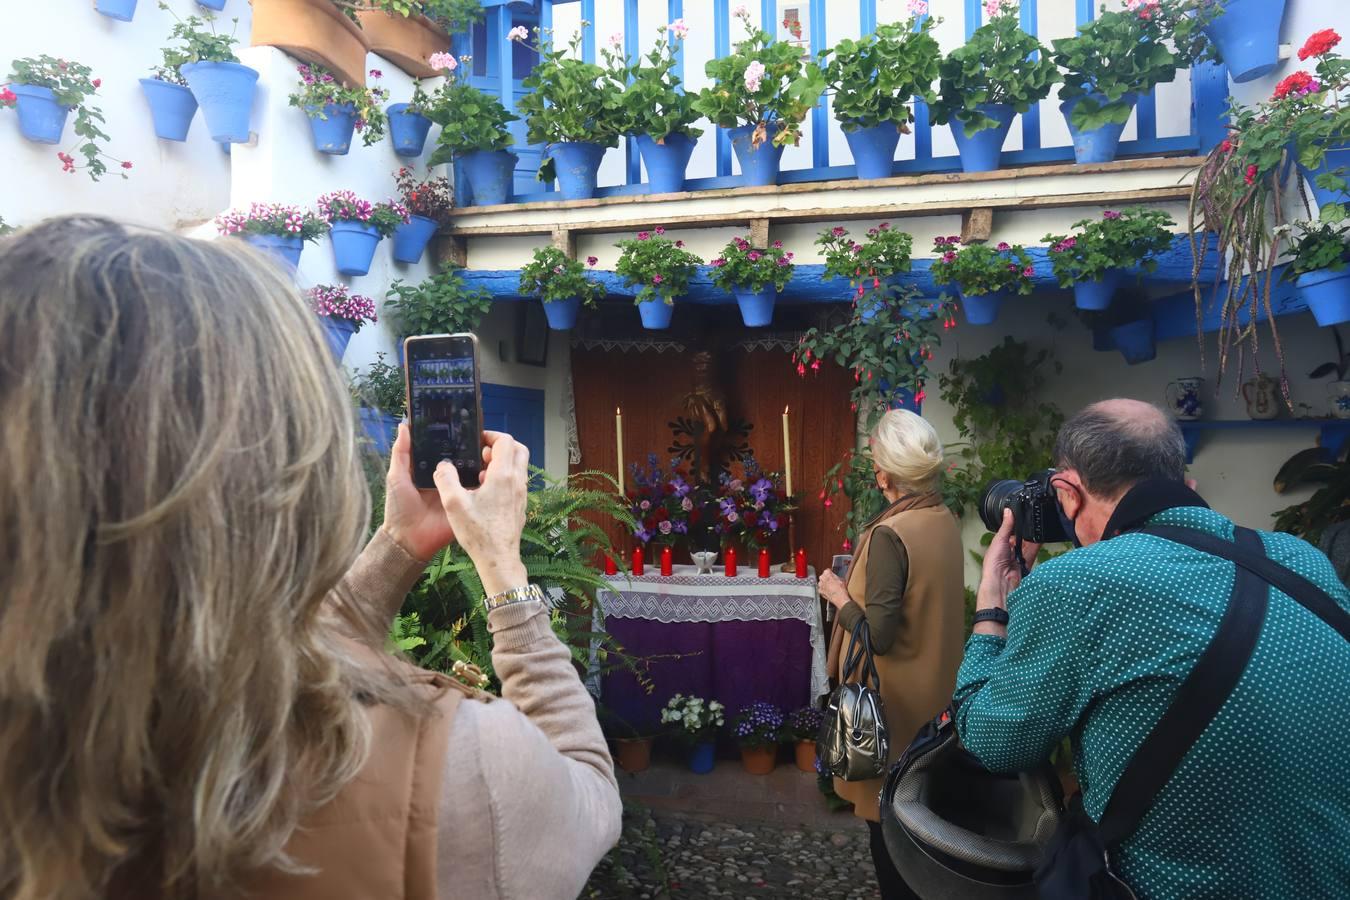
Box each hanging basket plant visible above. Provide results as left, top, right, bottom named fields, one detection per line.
left=288, top=62, right=390, bottom=154
left=1044, top=208, right=1176, bottom=310
left=709, top=235, right=795, bottom=327
left=614, top=227, right=703, bottom=330
left=518, top=246, right=604, bottom=330
left=930, top=236, right=1035, bottom=325
left=2, top=55, right=130, bottom=180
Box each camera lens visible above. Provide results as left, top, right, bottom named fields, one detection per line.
left=979, top=480, right=1024, bottom=533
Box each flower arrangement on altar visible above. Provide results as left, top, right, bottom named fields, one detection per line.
left=713, top=460, right=794, bottom=551
left=626, top=455, right=703, bottom=546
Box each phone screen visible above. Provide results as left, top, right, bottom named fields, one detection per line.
left=405, top=334, right=482, bottom=490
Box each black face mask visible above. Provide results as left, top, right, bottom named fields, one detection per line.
left=1058, top=504, right=1083, bottom=549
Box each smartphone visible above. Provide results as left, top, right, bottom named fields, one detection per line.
left=403, top=333, right=483, bottom=490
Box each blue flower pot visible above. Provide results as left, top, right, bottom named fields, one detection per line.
left=1110, top=319, right=1156, bottom=365
left=636, top=132, right=697, bottom=194
left=689, top=742, right=716, bottom=774
left=728, top=123, right=784, bottom=187
left=1298, top=268, right=1350, bottom=327
left=391, top=215, right=438, bottom=264
left=1299, top=141, right=1350, bottom=211
left=181, top=61, right=258, bottom=144
left=844, top=121, right=901, bottom=180
left=139, top=78, right=198, bottom=142
left=304, top=102, right=356, bottom=155
left=329, top=221, right=381, bottom=276
left=387, top=103, right=432, bottom=158
left=460, top=149, right=517, bottom=206
left=1074, top=268, right=1125, bottom=311
left=197, top=0, right=227, bottom=8
left=359, top=407, right=401, bottom=455
left=541, top=296, right=582, bottom=330
left=637, top=299, right=674, bottom=330
left=959, top=289, right=1006, bottom=325
left=11, top=85, right=71, bottom=144
left=95, top=0, right=138, bottom=20
left=323, top=317, right=358, bottom=360
left=548, top=141, right=606, bottom=200
left=243, top=233, right=304, bottom=270
left=734, top=286, right=777, bottom=327
left=1062, top=93, right=1137, bottom=164
left=950, top=103, right=1015, bottom=174
left=1203, top=0, right=1287, bottom=83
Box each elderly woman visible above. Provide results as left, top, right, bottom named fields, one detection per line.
left=818, top=409, right=965, bottom=900
left=0, top=218, right=620, bottom=900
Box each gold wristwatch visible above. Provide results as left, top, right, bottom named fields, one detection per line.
left=484, top=583, right=546, bottom=611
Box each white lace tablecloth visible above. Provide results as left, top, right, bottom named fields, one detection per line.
left=588, top=565, right=826, bottom=702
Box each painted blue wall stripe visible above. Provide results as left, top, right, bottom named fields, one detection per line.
left=860, top=0, right=876, bottom=36
left=1019, top=0, right=1041, bottom=151
left=669, top=0, right=684, bottom=81
left=624, top=0, right=641, bottom=186
left=913, top=12, right=932, bottom=163
left=1075, top=0, right=1093, bottom=26
left=810, top=0, right=829, bottom=168
left=581, top=0, right=596, bottom=63
left=761, top=0, right=776, bottom=39
left=964, top=0, right=982, bottom=39
left=714, top=0, right=731, bottom=177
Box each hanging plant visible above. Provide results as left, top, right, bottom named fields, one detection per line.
left=518, top=246, right=604, bottom=306
left=317, top=190, right=410, bottom=237
left=214, top=202, right=329, bottom=242
left=930, top=236, right=1035, bottom=296
left=1044, top=208, right=1176, bottom=284
left=709, top=236, right=795, bottom=293
left=614, top=227, right=703, bottom=306
left=817, top=223, right=915, bottom=299
left=393, top=167, right=454, bottom=226
left=2, top=55, right=130, bottom=180
left=289, top=62, right=390, bottom=147
left=384, top=269, right=493, bottom=338
left=306, top=284, right=379, bottom=330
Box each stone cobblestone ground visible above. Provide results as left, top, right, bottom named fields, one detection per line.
left=582, top=806, right=881, bottom=900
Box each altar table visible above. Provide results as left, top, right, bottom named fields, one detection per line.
left=593, top=565, right=826, bottom=733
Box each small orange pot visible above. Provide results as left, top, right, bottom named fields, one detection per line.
left=355, top=10, right=451, bottom=78
left=615, top=738, right=653, bottom=773
left=250, top=0, right=372, bottom=88
left=740, top=745, right=777, bottom=775
left=794, top=740, right=817, bottom=773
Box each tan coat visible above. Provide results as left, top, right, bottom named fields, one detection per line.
left=826, top=493, right=966, bottom=821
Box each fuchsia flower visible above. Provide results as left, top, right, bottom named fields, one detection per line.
left=653, top=274, right=664, bottom=284
left=1245, top=163, right=1259, bottom=185
left=637, top=231, right=651, bottom=240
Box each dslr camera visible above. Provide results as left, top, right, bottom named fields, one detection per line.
left=978, top=470, right=1071, bottom=544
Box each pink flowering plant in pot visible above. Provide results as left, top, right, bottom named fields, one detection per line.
left=817, top=223, right=914, bottom=300
left=1044, top=208, right=1175, bottom=310
left=710, top=235, right=796, bottom=327
left=2, top=55, right=129, bottom=180
left=930, top=235, right=1035, bottom=325
left=420, top=52, right=518, bottom=162
left=306, top=284, right=378, bottom=330
left=615, top=227, right=703, bottom=328
left=215, top=202, right=328, bottom=241
left=518, top=246, right=604, bottom=329
left=318, top=190, right=410, bottom=276
left=288, top=63, right=390, bottom=152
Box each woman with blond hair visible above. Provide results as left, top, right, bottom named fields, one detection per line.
left=0, top=217, right=620, bottom=900
left=818, top=408, right=965, bottom=900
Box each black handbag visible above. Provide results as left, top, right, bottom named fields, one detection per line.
left=817, top=617, right=890, bottom=781
left=1035, top=525, right=1350, bottom=899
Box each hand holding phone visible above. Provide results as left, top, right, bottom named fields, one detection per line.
left=404, top=333, right=483, bottom=490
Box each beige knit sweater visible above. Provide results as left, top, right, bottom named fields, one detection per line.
left=352, top=531, right=623, bottom=900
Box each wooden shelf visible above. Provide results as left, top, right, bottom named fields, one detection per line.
left=1178, top=419, right=1350, bottom=463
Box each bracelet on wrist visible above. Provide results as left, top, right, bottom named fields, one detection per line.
left=972, top=607, right=1009, bottom=626
left=484, top=583, right=545, bottom=611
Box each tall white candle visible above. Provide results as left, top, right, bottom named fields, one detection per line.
left=782, top=405, right=793, bottom=497
left=616, top=407, right=625, bottom=496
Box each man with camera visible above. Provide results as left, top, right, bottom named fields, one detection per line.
left=952, top=399, right=1350, bottom=899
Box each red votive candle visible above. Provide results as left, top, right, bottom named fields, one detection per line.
left=758, top=548, right=771, bottom=578
left=660, top=545, right=673, bottom=577
left=603, top=554, right=618, bottom=576
left=725, top=547, right=738, bottom=577
left=795, top=548, right=808, bottom=579
left=632, top=546, right=645, bottom=576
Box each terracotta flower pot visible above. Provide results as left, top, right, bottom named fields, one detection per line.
left=355, top=10, right=451, bottom=79
left=794, top=740, right=817, bottom=773
left=251, top=0, right=372, bottom=89
left=615, top=737, right=653, bottom=773
left=740, top=745, right=777, bottom=775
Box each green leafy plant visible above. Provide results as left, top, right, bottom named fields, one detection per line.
left=614, top=227, right=703, bottom=305
left=340, top=0, right=484, bottom=31
left=289, top=62, right=389, bottom=146
left=420, top=52, right=518, bottom=163
left=2, top=55, right=127, bottom=181
left=820, top=10, right=941, bottom=132
left=939, top=337, right=1063, bottom=516
left=930, top=235, right=1035, bottom=296
left=515, top=24, right=624, bottom=176
left=157, top=3, right=240, bottom=65
left=605, top=20, right=702, bottom=142
left=817, top=223, right=915, bottom=290
left=708, top=235, right=795, bottom=293
left=1275, top=326, right=1350, bottom=541
left=1051, top=3, right=1213, bottom=131
left=929, top=1, right=1058, bottom=136
left=1044, top=208, right=1176, bottom=286
left=349, top=352, right=406, bottom=416
left=383, top=269, right=493, bottom=338
left=394, top=167, right=454, bottom=225
left=1280, top=220, right=1350, bottom=277
left=693, top=5, right=827, bottom=149
left=519, top=246, right=605, bottom=306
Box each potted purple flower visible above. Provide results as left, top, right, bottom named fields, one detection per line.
left=785, top=706, right=823, bottom=772
left=709, top=235, right=795, bottom=327
left=317, top=190, right=410, bottom=276
left=306, top=284, right=377, bottom=360
left=730, top=701, right=784, bottom=774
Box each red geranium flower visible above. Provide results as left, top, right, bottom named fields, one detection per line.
left=1298, top=29, right=1341, bottom=61
left=1273, top=71, right=1320, bottom=100
left=1245, top=164, right=1259, bottom=185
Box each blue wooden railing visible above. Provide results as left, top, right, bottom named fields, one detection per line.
left=461, top=0, right=1230, bottom=204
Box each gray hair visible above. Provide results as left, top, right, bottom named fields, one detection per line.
left=1053, top=400, right=1187, bottom=497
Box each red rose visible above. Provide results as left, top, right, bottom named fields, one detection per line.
left=1298, top=29, right=1341, bottom=61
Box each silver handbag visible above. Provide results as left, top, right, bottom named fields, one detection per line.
left=817, top=617, right=890, bottom=781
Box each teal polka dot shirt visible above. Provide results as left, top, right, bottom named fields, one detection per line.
left=954, top=507, right=1350, bottom=899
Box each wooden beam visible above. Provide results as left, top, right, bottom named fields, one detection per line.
left=435, top=234, right=468, bottom=268
left=961, top=208, right=994, bottom=243
left=748, top=218, right=771, bottom=249
left=550, top=228, right=576, bottom=258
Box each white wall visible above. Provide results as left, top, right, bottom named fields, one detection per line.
left=2, top=0, right=570, bottom=476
